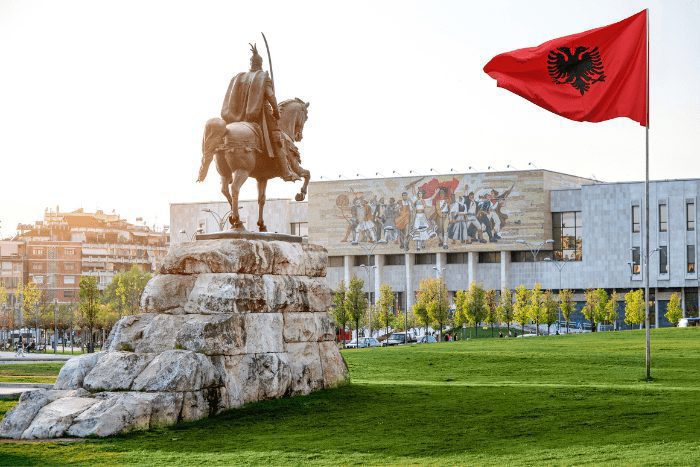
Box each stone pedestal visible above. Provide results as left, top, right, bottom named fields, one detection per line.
left=0, top=239, right=348, bottom=439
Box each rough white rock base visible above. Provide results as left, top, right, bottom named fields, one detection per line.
left=0, top=238, right=348, bottom=439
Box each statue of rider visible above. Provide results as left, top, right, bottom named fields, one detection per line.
left=198, top=44, right=297, bottom=182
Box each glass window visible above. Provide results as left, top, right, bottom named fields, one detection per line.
left=33, top=275, right=44, bottom=284
left=63, top=290, right=75, bottom=299
left=33, top=248, right=44, bottom=255
left=658, top=204, right=668, bottom=232
left=64, top=276, right=75, bottom=285
left=64, top=248, right=75, bottom=256
left=328, top=256, right=343, bottom=267
left=478, top=252, right=501, bottom=263
left=688, top=245, right=695, bottom=274
left=511, top=251, right=551, bottom=262
left=414, top=253, right=436, bottom=265
left=552, top=211, right=582, bottom=261
left=631, top=247, right=641, bottom=275
left=290, top=222, right=308, bottom=237
left=446, top=253, right=467, bottom=264
left=353, top=255, right=375, bottom=267
left=384, top=254, right=405, bottom=266
left=1, top=262, right=11, bottom=271
left=659, top=246, right=668, bottom=274
left=687, top=202, right=695, bottom=231
left=632, top=205, right=641, bottom=233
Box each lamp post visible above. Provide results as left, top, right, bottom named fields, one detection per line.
left=53, top=299, right=58, bottom=354
left=178, top=228, right=204, bottom=242
left=544, top=257, right=568, bottom=332
left=516, top=238, right=554, bottom=262
left=202, top=208, right=233, bottom=231
left=351, top=236, right=388, bottom=338
left=432, top=266, right=446, bottom=278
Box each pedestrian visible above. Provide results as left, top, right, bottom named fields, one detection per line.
left=15, top=335, right=25, bottom=358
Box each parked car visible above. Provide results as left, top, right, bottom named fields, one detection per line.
left=383, top=332, right=416, bottom=346
left=679, top=317, right=700, bottom=327
left=345, top=337, right=382, bottom=349
left=415, top=335, right=437, bottom=344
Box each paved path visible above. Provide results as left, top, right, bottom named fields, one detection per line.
left=0, top=351, right=72, bottom=363
left=0, top=383, right=53, bottom=399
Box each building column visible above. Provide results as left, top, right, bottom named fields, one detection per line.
left=343, top=255, right=352, bottom=284
left=681, top=287, right=686, bottom=318
left=405, top=253, right=414, bottom=311
left=654, top=287, right=659, bottom=328
left=500, top=251, right=510, bottom=293
left=468, top=252, right=476, bottom=287
left=436, top=252, right=446, bottom=278
left=374, top=254, right=384, bottom=303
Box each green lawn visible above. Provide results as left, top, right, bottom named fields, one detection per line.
left=0, top=329, right=698, bottom=465
left=0, top=363, right=64, bottom=384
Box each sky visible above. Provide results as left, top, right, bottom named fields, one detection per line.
left=1, top=0, right=699, bottom=237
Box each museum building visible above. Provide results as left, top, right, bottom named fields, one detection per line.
left=171, top=169, right=700, bottom=328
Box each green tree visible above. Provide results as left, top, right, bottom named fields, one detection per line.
left=527, top=283, right=544, bottom=335
left=376, top=284, right=395, bottom=338
left=79, top=276, right=100, bottom=352
left=19, top=281, right=42, bottom=344
left=542, top=290, right=559, bottom=335
left=665, top=292, right=683, bottom=326
left=345, top=276, right=367, bottom=344
left=97, top=302, right=120, bottom=348
left=513, top=285, right=530, bottom=335
left=0, top=285, right=10, bottom=339
left=103, top=266, right=152, bottom=318
left=583, top=289, right=608, bottom=332
left=455, top=283, right=486, bottom=338
left=496, top=288, right=513, bottom=335
left=331, top=282, right=350, bottom=347
left=416, top=278, right=449, bottom=341
left=605, top=291, right=620, bottom=330
left=484, top=289, right=498, bottom=337
left=559, top=289, right=574, bottom=334
left=624, top=289, right=645, bottom=329
left=413, top=302, right=431, bottom=337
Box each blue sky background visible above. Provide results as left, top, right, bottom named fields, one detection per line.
left=1, top=0, right=698, bottom=235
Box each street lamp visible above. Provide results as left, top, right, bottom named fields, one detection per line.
left=432, top=266, right=446, bottom=278
left=544, top=257, right=569, bottom=332
left=179, top=228, right=204, bottom=242
left=202, top=208, right=232, bottom=231
left=351, top=236, right=388, bottom=338
left=516, top=238, right=554, bottom=262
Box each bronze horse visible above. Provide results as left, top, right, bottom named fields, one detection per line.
left=201, top=98, right=310, bottom=231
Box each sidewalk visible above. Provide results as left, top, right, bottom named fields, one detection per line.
left=0, top=382, right=53, bottom=400
left=0, top=351, right=72, bottom=363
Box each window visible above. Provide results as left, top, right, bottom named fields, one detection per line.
left=631, top=247, right=641, bottom=275
left=32, top=263, right=42, bottom=271
left=687, top=202, right=695, bottom=231
left=659, top=246, right=668, bottom=274
left=552, top=211, right=582, bottom=261
left=63, top=290, right=75, bottom=299
left=328, top=256, right=344, bottom=267
left=33, top=275, right=44, bottom=284
left=446, top=253, right=467, bottom=264
left=384, top=254, right=405, bottom=266
left=64, top=276, right=76, bottom=285
left=1, top=262, right=11, bottom=271
left=511, top=251, right=552, bottom=262
left=688, top=245, right=696, bottom=274
left=290, top=222, right=308, bottom=237
left=64, top=262, right=76, bottom=272
left=353, top=255, right=374, bottom=267
left=658, top=204, right=668, bottom=232
left=33, top=248, right=44, bottom=255
left=478, top=252, right=501, bottom=263
left=414, top=253, right=436, bottom=265
left=632, top=205, right=641, bottom=233
left=64, top=248, right=76, bottom=256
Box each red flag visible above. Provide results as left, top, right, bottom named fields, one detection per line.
left=483, top=10, right=647, bottom=126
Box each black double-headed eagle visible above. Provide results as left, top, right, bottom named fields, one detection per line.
left=547, top=46, right=606, bottom=95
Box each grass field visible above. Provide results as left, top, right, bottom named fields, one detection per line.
left=0, top=329, right=698, bottom=465
left=0, top=363, right=63, bottom=384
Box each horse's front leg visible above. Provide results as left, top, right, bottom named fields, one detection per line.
left=229, top=168, right=249, bottom=230
left=256, top=178, right=268, bottom=232
left=289, top=157, right=310, bottom=202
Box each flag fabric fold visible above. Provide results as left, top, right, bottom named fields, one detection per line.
left=483, top=10, right=647, bottom=126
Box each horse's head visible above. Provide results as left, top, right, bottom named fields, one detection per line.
left=278, top=98, right=309, bottom=142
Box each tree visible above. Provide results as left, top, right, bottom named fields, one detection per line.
left=103, top=266, right=152, bottom=318
left=484, top=289, right=498, bottom=337
left=624, top=289, right=645, bottom=329
left=0, top=285, right=11, bottom=340
left=19, top=281, right=42, bottom=344
left=665, top=292, right=683, bottom=326
left=345, top=276, right=367, bottom=343
left=496, top=288, right=513, bottom=335
left=513, top=285, right=530, bottom=335
left=605, top=291, right=620, bottom=330
left=559, top=289, right=574, bottom=334
left=97, top=302, right=120, bottom=348
left=79, top=276, right=100, bottom=353
left=542, top=290, right=559, bottom=335
left=455, top=283, right=485, bottom=338
left=413, top=302, right=431, bottom=337
left=527, top=283, right=544, bottom=336
left=416, top=278, right=449, bottom=341
left=331, top=282, right=350, bottom=347
left=582, top=289, right=608, bottom=332
left=376, top=284, right=395, bottom=338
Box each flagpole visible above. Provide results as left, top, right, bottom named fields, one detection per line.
left=644, top=8, right=651, bottom=381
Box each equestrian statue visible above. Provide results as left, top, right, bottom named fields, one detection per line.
left=197, top=42, right=311, bottom=232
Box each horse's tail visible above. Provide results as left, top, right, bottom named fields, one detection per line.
left=198, top=118, right=227, bottom=182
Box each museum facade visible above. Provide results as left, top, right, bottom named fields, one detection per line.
left=171, top=169, right=700, bottom=328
